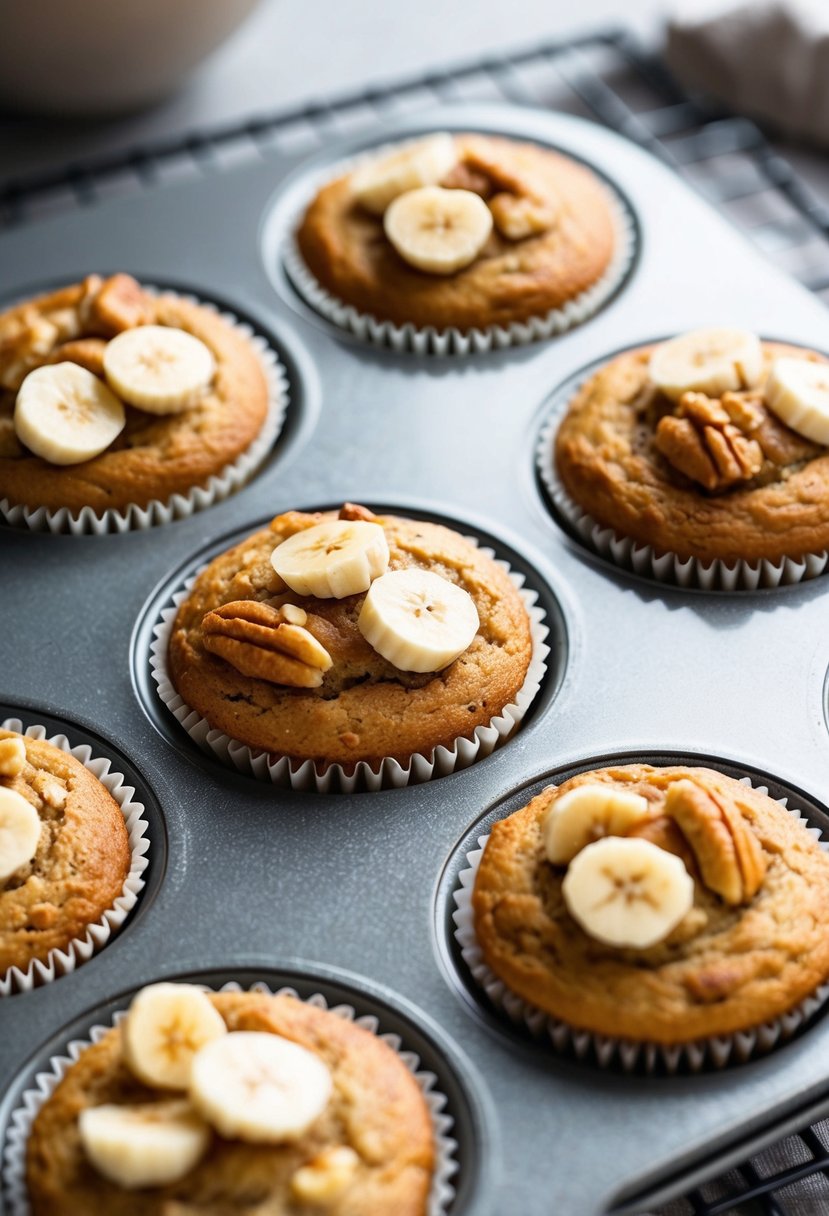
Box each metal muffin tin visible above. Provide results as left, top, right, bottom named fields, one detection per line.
left=4, top=102, right=829, bottom=1216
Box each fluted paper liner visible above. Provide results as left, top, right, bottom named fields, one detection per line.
left=149, top=538, right=550, bottom=793
left=283, top=138, right=636, bottom=355
left=0, top=290, right=290, bottom=536
left=536, top=411, right=829, bottom=591
left=453, top=779, right=829, bottom=1072
left=0, top=718, right=149, bottom=997
left=2, top=980, right=457, bottom=1216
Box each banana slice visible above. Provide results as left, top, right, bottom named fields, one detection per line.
left=123, top=984, right=227, bottom=1090
left=79, top=1100, right=210, bottom=1190
left=190, top=1031, right=332, bottom=1144
left=650, top=328, right=763, bottom=400
left=358, top=568, right=479, bottom=673
left=14, top=363, right=126, bottom=466
left=543, top=784, right=652, bottom=865
left=103, top=325, right=214, bottom=415
left=765, top=357, right=829, bottom=444
left=562, top=836, right=694, bottom=949
left=384, top=186, right=493, bottom=275
left=270, top=520, right=389, bottom=599
left=0, top=787, right=41, bottom=881
left=351, top=132, right=457, bottom=215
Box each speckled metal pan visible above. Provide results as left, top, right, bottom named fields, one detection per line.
left=4, top=102, right=829, bottom=1216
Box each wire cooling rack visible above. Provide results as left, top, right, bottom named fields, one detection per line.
left=3, top=27, right=829, bottom=1216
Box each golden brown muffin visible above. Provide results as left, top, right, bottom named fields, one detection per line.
left=0, top=729, right=130, bottom=975
left=296, top=133, right=617, bottom=331
left=473, top=764, right=829, bottom=1044
left=26, top=990, right=436, bottom=1215
left=167, top=504, right=534, bottom=771
left=554, top=340, right=829, bottom=564
left=0, top=274, right=270, bottom=514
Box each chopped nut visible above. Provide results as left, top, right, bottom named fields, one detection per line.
left=91, top=273, right=152, bottom=333
left=655, top=390, right=764, bottom=492
left=0, top=736, right=26, bottom=778
left=291, top=1146, right=359, bottom=1204
left=441, top=161, right=494, bottom=197
left=281, top=603, right=307, bottom=626
left=0, top=308, right=60, bottom=390
left=665, top=779, right=767, bottom=905
left=48, top=338, right=107, bottom=378
left=40, top=781, right=67, bottom=810
left=202, top=600, right=333, bottom=688
left=338, top=502, right=377, bottom=523
left=489, top=192, right=557, bottom=240
left=339, top=732, right=360, bottom=748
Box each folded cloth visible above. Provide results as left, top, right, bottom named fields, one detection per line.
left=666, top=0, right=829, bottom=145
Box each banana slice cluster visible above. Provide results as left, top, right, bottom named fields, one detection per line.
left=12, top=323, right=215, bottom=466
left=543, top=784, right=694, bottom=949
left=268, top=519, right=480, bottom=675
left=650, top=327, right=829, bottom=449
left=78, top=984, right=335, bottom=1190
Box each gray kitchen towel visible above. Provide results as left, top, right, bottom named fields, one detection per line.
left=666, top=0, right=829, bottom=145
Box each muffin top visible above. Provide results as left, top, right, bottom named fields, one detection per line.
left=0, top=274, right=269, bottom=514
left=296, top=132, right=616, bottom=331
left=473, top=764, right=829, bottom=1043
left=0, top=730, right=130, bottom=976
left=168, top=504, right=534, bottom=769
left=26, top=987, right=435, bottom=1216
left=554, top=329, right=829, bottom=563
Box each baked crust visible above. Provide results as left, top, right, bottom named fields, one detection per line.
left=26, top=990, right=435, bottom=1216
left=168, top=508, right=534, bottom=769
left=554, top=341, right=829, bottom=563
left=472, top=765, right=829, bottom=1043
left=0, top=284, right=269, bottom=513
left=296, top=134, right=616, bottom=331
left=0, top=730, right=130, bottom=975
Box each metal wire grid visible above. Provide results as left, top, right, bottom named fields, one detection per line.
left=3, top=28, right=829, bottom=1216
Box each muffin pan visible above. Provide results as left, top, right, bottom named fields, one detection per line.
left=4, top=101, right=829, bottom=1214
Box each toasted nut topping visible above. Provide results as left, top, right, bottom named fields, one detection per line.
left=202, top=600, right=332, bottom=688
left=280, top=603, right=307, bottom=626
left=47, top=338, right=107, bottom=378
left=0, top=737, right=26, bottom=778
left=88, top=274, right=152, bottom=334
left=0, top=308, right=60, bottom=391
left=489, top=192, right=557, bottom=240
left=338, top=502, right=377, bottom=522
left=655, top=390, right=764, bottom=492
left=665, top=779, right=767, bottom=905
left=291, top=1146, right=359, bottom=1204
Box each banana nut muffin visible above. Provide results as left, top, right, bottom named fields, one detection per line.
left=167, top=503, right=534, bottom=770
left=0, top=729, right=130, bottom=976
left=473, top=764, right=829, bottom=1043
left=26, top=987, right=436, bottom=1215
left=554, top=329, right=829, bottom=564
left=296, top=132, right=617, bottom=331
left=0, top=274, right=270, bottom=515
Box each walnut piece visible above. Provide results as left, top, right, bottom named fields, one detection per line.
left=338, top=502, right=377, bottom=522
left=47, top=338, right=107, bottom=378
left=665, top=779, right=767, bottom=905
left=90, top=273, right=152, bottom=333
left=655, top=390, right=765, bottom=492
left=290, top=1147, right=359, bottom=1204
left=0, top=736, right=26, bottom=777
left=442, top=137, right=557, bottom=240
left=202, top=600, right=332, bottom=688
left=489, top=192, right=557, bottom=240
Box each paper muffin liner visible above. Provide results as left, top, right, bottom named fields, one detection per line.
left=148, top=536, right=550, bottom=793
left=0, top=718, right=150, bottom=997
left=452, top=778, right=829, bottom=1073
left=536, top=410, right=829, bottom=591
left=283, top=138, right=637, bottom=355
left=2, top=979, right=458, bottom=1216
left=0, top=289, right=290, bottom=536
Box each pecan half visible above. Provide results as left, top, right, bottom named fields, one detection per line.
left=655, top=390, right=764, bottom=492
left=202, top=600, right=332, bottom=688
left=665, top=779, right=767, bottom=905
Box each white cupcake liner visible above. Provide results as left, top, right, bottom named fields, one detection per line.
left=0, top=717, right=150, bottom=997
left=536, top=410, right=829, bottom=591
left=148, top=536, right=550, bottom=793
left=1, top=979, right=458, bottom=1216
left=283, top=138, right=636, bottom=355
left=0, top=289, right=290, bottom=535
left=453, top=778, right=829, bottom=1073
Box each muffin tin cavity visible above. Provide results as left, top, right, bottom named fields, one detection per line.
left=0, top=278, right=309, bottom=535
left=434, top=750, right=829, bottom=1075
left=260, top=115, right=640, bottom=355
left=0, top=705, right=167, bottom=991
left=130, top=502, right=568, bottom=793
left=534, top=341, right=829, bottom=593
left=0, top=964, right=490, bottom=1216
